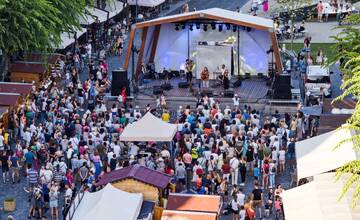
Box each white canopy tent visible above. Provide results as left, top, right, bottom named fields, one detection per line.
left=283, top=172, right=360, bottom=220
left=80, top=7, right=108, bottom=25
left=105, top=1, right=125, bottom=19
left=120, top=112, right=177, bottom=142
left=296, top=128, right=359, bottom=181
left=72, top=183, right=143, bottom=220
left=127, top=0, right=166, bottom=7
left=58, top=28, right=87, bottom=49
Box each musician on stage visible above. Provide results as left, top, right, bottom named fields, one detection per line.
left=223, top=69, right=230, bottom=90
left=185, top=59, right=194, bottom=84
left=201, top=66, right=210, bottom=88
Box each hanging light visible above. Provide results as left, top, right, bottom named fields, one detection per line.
left=218, top=24, right=223, bottom=32
left=226, top=23, right=231, bottom=30
left=189, top=24, right=194, bottom=31
left=203, top=24, right=208, bottom=32
left=196, top=23, right=200, bottom=29
left=175, top=24, right=180, bottom=31
left=211, top=22, right=216, bottom=30
left=232, top=25, right=237, bottom=32
left=182, top=23, right=186, bottom=29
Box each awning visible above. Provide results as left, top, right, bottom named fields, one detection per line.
left=283, top=173, right=360, bottom=220
left=105, top=1, right=125, bottom=19
left=73, top=183, right=143, bottom=220
left=296, top=127, right=359, bottom=181
left=58, top=28, right=87, bottom=49
left=88, top=7, right=108, bottom=23
left=127, top=0, right=166, bottom=7
left=0, top=93, right=20, bottom=107
left=120, top=112, right=177, bottom=142
left=0, top=82, right=32, bottom=95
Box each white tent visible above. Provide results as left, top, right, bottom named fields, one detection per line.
left=283, top=172, right=360, bottom=220
left=80, top=7, right=108, bottom=25
left=105, top=1, right=125, bottom=19
left=58, top=28, right=87, bottom=49
left=120, top=112, right=177, bottom=142
left=127, top=0, right=166, bottom=7
left=72, top=183, right=143, bottom=220
left=296, top=128, right=359, bottom=181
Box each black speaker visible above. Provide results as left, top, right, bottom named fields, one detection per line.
left=200, top=89, right=213, bottom=97
left=233, top=79, right=242, bottom=88
left=112, top=69, right=128, bottom=82
left=161, top=83, right=172, bottom=90
left=245, top=72, right=251, bottom=79
left=273, top=75, right=291, bottom=99
left=153, top=86, right=163, bottom=95
left=111, top=80, right=130, bottom=96
left=178, top=82, right=189, bottom=88
left=224, top=90, right=234, bottom=98
left=257, top=73, right=264, bottom=79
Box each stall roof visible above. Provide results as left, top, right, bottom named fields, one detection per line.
left=0, top=93, right=20, bottom=106
left=96, top=164, right=171, bottom=189
left=128, top=0, right=165, bottom=7
left=9, top=62, right=47, bottom=74
left=0, top=82, right=32, bottom=94
left=161, top=210, right=217, bottom=220
left=318, top=114, right=350, bottom=135
left=296, top=127, right=359, bottom=181
left=58, top=28, right=87, bottom=49
left=88, top=7, right=108, bottom=23
left=135, top=8, right=274, bottom=30
left=283, top=173, right=360, bottom=220
left=22, top=53, right=63, bottom=65
left=105, top=0, right=124, bottom=18
left=120, top=112, right=177, bottom=142
left=322, top=98, right=356, bottom=114
left=166, top=194, right=222, bottom=214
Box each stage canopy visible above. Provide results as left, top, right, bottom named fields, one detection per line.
left=128, top=0, right=166, bottom=7
left=124, top=8, right=282, bottom=81
left=283, top=173, right=360, bottom=220
left=296, top=127, right=359, bottom=181
left=120, top=112, right=177, bottom=142
left=72, top=183, right=143, bottom=220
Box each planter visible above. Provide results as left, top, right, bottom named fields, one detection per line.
left=4, top=198, right=16, bottom=212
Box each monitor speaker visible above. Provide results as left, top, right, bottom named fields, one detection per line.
left=111, top=69, right=130, bottom=96
left=153, top=86, right=163, bottom=95
left=112, top=69, right=128, bottom=82
left=200, top=89, right=213, bottom=97
left=224, top=90, right=234, bottom=98
left=273, top=75, right=291, bottom=99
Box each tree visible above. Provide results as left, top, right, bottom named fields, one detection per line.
left=326, top=14, right=360, bottom=207
left=272, top=0, right=313, bottom=50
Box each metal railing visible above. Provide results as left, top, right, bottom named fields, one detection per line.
left=65, top=186, right=86, bottom=220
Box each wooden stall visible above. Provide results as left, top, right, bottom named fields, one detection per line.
left=10, top=62, right=48, bottom=85
left=0, top=93, right=20, bottom=129
left=96, top=164, right=171, bottom=205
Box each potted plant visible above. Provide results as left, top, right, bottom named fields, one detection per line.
left=4, top=197, right=16, bottom=212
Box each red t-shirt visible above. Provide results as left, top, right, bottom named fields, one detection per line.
left=222, top=164, right=231, bottom=174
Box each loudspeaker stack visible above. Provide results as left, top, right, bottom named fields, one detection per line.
left=111, top=69, right=130, bottom=96
left=273, top=75, right=291, bottom=99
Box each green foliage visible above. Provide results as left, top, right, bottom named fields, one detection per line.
left=326, top=14, right=360, bottom=207
left=0, top=0, right=90, bottom=55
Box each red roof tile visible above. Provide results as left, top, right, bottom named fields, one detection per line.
left=0, top=82, right=32, bottom=94
left=96, top=164, right=171, bottom=189
left=166, top=194, right=222, bottom=214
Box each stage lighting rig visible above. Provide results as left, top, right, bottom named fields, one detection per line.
left=196, top=23, right=200, bottom=29
left=175, top=24, right=180, bottom=31
left=203, top=24, right=208, bottom=32
left=189, top=24, right=194, bottom=31
left=232, top=25, right=237, bottom=32
left=218, top=24, right=223, bottom=32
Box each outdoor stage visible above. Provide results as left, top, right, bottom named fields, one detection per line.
left=138, top=77, right=270, bottom=100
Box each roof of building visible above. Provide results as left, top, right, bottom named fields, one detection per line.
left=0, top=82, right=32, bottom=94
left=0, top=93, right=20, bottom=106
left=136, top=8, right=274, bottom=31
left=161, top=210, right=217, bottom=220
left=166, top=193, right=222, bottom=214
left=322, top=98, right=356, bottom=114
left=96, top=164, right=171, bottom=189
left=9, top=62, right=47, bottom=74
left=22, top=53, right=63, bottom=65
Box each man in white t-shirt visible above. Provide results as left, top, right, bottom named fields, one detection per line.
left=237, top=188, right=246, bottom=206
left=0, top=134, right=4, bottom=150
left=230, top=156, right=240, bottom=185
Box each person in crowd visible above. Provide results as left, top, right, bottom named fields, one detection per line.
left=201, top=67, right=210, bottom=88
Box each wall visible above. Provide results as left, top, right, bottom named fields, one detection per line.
left=112, top=179, right=159, bottom=204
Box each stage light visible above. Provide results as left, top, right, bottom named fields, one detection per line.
left=211, top=22, right=216, bottom=30
left=196, top=23, right=200, bottom=29
left=247, top=27, right=252, bottom=32
left=182, top=23, right=186, bottom=29
left=226, top=23, right=231, bottom=30
left=175, top=24, right=179, bottom=31
left=232, top=25, right=237, bottom=32
left=189, top=24, right=194, bottom=31
left=218, top=24, right=223, bottom=32
left=203, top=24, right=208, bottom=32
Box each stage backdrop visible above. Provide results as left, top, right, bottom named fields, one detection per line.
left=144, top=23, right=271, bottom=76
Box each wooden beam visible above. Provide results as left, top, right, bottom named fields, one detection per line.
left=149, top=25, right=161, bottom=63
left=135, top=27, right=149, bottom=82
left=270, top=31, right=283, bottom=74
left=205, top=14, right=270, bottom=31
left=123, top=28, right=136, bottom=70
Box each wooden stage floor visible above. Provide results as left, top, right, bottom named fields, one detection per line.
left=138, top=77, right=270, bottom=100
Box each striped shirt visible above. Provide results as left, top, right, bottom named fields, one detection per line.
left=28, top=169, right=39, bottom=184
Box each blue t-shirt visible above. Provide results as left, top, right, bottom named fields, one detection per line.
left=253, top=167, right=260, bottom=177
left=25, top=151, right=35, bottom=165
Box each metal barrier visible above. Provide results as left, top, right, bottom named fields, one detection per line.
left=65, top=186, right=86, bottom=220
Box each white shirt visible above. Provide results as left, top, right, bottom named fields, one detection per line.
left=160, top=150, right=170, bottom=158
left=230, top=158, right=239, bottom=170
left=113, top=144, right=121, bottom=157
left=237, top=192, right=245, bottom=206
left=231, top=199, right=239, bottom=211
left=279, top=150, right=286, bottom=161
left=0, top=135, right=3, bottom=147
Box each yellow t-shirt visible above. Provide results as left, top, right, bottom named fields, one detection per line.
left=162, top=113, right=170, bottom=122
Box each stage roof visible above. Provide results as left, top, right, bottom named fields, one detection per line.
left=135, top=8, right=274, bottom=31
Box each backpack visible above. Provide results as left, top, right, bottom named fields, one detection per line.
left=271, top=166, right=276, bottom=173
